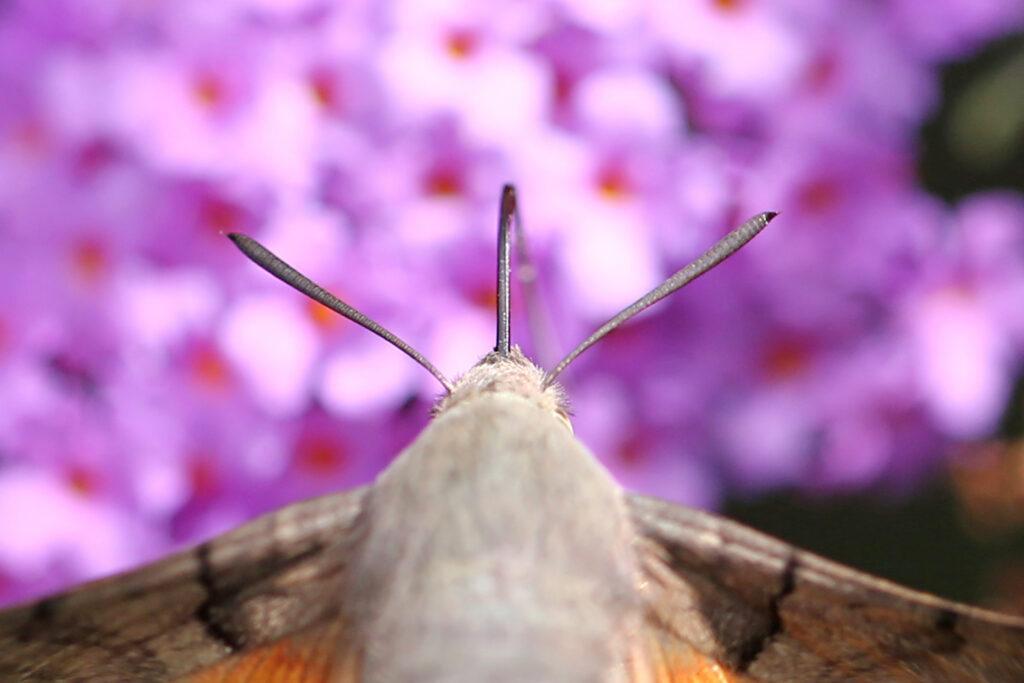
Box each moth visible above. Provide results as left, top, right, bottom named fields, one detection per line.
left=2, top=186, right=1023, bottom=682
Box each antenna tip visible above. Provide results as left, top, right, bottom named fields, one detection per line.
left=763, top=211, right=779, bottom=222
left=500, top=184, right=517, bottom=213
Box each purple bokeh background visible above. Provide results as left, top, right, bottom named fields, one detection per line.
left=2, top=0, right=1024, bottom=606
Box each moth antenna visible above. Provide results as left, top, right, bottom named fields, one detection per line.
left=496, top=184, right=515, bottom=356
left=228, top=233, right=454, bottom=393
left=543, top=211, right=778, bottom=387
left=494, top=184, right=556, bottom=364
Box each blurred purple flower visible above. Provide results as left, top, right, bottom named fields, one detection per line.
left=887, top=0, right=1024, bottom=60
left=377, top=0, right=553, bottom=149
left=902, top=193, right=1024, bottom=438
left=1, top=0, right=1024, bottom=606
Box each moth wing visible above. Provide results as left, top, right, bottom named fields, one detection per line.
left=184, top=617, right=359, bottom=683
left=627, top=493, right=1024, bottom=682
left=0, top=487, right=368, bottom=682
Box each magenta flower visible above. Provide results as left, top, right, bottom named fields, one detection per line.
left=376, top=0, right=552, bottom=148
left=887, top=0, right=1024, bottom=59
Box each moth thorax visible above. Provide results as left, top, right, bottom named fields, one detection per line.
left=435, top=346, right=568, bottom=421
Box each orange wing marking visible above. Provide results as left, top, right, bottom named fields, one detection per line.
left=633, top=628, right=750, bottom=683
left=183, top=620, right=358, bottom=683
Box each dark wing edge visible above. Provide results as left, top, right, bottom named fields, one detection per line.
left=627, top=493, right=1024, bottom=683
left=0, top=487, right=368, bottom=682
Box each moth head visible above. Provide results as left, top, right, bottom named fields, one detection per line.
left=227, top=185, right=774, bottom=427
left=434, top=345, right=571, bottom=427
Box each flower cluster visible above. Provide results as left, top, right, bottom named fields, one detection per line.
left=1, top=0, right=1023, bottom=605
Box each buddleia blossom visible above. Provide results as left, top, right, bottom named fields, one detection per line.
left=0, top=0, right=1023, bottom=606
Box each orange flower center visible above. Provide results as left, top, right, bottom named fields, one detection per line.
left=70, top=237, right=109, bottom=283
left=296, top=437, right=347, bottom=475
left=309, top=71, right=338, bottom=110
left=468, top=285, right=498, bottom=312
left=66, top=465, right=99, bottom=497
left=423, top=166, right=463, bottom=197
left=192, top=72, right=226, bottom=108
left=762, top=339, right=810, bottom=379
left=189, top=343, right=231, bottom=390
left=188, top=456, right=220, bottom=499
left=201, top=196, right=244, bottom=233
left=445, top=29, right=479, bottom=59
left=711, top=0, right=744, bottom=12
left=595, top=163, right=632, bottom=200
left=616, top=432, right=650, bottom=466
left=797, top=177, right=840, bottom=214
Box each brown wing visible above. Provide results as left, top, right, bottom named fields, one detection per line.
left=627, top=494, right=1024, bottom=683
left=0, top=487, right=367, bottom=682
